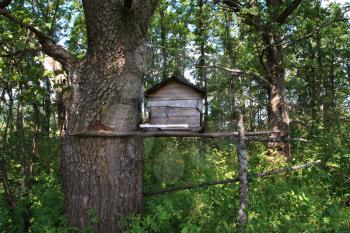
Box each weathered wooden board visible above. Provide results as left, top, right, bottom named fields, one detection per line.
left=150, top=115, right=200, bottom=127
left=148, top=95, right=201, bottom=101
left=139, top=124, right=188, bottom=128
left=147, top=100, right=203, bottom=110
left=148, top=107, right=200, bottom=117
left=147, top=80, right=203, bottom=100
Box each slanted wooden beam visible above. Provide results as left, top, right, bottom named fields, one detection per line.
left=70, top=129, right=278, bottom=137
left=70, top=129, right=307, bottom=142
left=144, top=160, right=321, bottom=196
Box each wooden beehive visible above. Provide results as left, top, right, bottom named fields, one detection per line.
left=143, top=76, right=206, bottom=131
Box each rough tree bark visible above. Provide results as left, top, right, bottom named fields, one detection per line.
left=1, top=0, right=158, bottom=232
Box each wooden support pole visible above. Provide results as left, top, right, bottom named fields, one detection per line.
left=237, top=114, right=248, bottom=231
left=144, top=160, right=321, bottom=196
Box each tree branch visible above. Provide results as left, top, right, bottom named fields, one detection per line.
left=0, top=8, right=78, bottom=69
left=259, top=13, right=349, bottom=53
left=144, top=160, right=321, bottom=196
left=197, top=65, right=269, bottom=86
left=275, top=0, right=303, bottom=24
left=283, top=17, right=349, bottom=48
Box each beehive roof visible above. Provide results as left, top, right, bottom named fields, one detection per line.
left=145, top=75, right=206, bottom=97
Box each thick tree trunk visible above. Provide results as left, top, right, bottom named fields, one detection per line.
left=264, top=33, right=290, bottom=158
left=60, top=40, right=145, bottom=233
left=267, top=82, right=290, bottom=157
left=59, top=1, right=157, bottom=232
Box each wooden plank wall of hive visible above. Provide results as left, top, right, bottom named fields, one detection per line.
left=147, top=100, right=203, bottom=109
left=149, top=107, right=200, bottom=117
left=150, top=116, right=201, bottom=127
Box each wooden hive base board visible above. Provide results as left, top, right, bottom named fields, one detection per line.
left=140, top=124, right=201, bottom=132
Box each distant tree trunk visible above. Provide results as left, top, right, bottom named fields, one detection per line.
left=223, top=11, right=235, bottom=65
left=316, top=2, right=325, bottom=125
left=159, top=2, right=168, bottom=79
left=328, top=44, right=336, bottom=108
left=222, top=12, right=238, bottom=129
left=16, top=82, right=31, bottom=232
left=29, top=101, right=40, bottom=190
left=196, top=0, right=208, bottom=129
left=17, top=84, right=27, bottom=194
left=0, top=88, right=16, bottom=209
left=200, top=45, right=209, bottom=133
left=58, top=1, right=158, bottom=232
left=306, top=40, right=318, bottom=129
left=44, top=77, right=51, bottom=136
left=195, top=0, right=208, bottom=155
